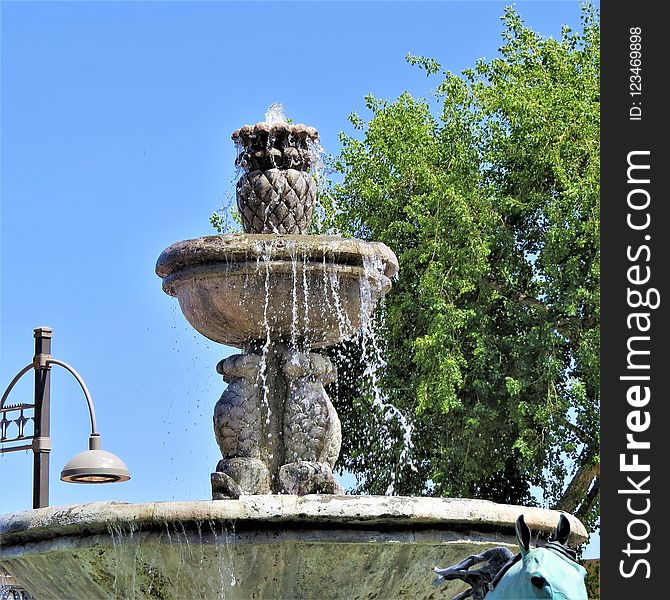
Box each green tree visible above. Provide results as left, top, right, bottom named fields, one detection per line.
left=326, top=5, right=600, bottom=533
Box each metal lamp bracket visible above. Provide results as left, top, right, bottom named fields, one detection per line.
left=34, top=353, right=52, bottom=370
left=32, top=436, right=52, bottom=452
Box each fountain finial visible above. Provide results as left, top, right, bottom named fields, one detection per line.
left=232, top=109, right=320, bottom=234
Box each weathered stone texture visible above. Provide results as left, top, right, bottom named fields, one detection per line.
left=0, top=497, right=588, bottom=600
left=282, top=349, right=340, bottom=466
left=213, top=354, right=263, bottom=459
left=237, top=169, right=316, bottom=234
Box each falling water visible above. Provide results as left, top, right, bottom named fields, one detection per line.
left=358, top=254, right=415, bottom=495
left=255, top=240, right=275, bottom=429
left=109, top=521, right=138, bottom=598
left=106, top=519, right=241, bottom=599
left=329, top=270, right=353, bottom=341
left=306, top=135, right=329, bottom=233
left=209, top=519, right=238, bottom=591
left=289, top=241, right=299, bottom=349
left=321, top=250, right=353, bottom=343
left=301, top=248, right=311, bottom=335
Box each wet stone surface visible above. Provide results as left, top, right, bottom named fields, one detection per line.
left=156, top=233, right=397, bottom=499
left=0, top=497, right=588, bottom=600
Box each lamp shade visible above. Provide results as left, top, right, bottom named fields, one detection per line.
left=60, top=448, right=130, bottom=484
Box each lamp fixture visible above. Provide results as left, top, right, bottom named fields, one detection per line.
left=0, top=327, right=130, bottom=508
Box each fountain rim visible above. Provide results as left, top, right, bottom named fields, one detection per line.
left=231, top=121, right=320, bottom=143
left=155, top=234, right=399, bottom=282
left=0, top=495, right=588, bottom=549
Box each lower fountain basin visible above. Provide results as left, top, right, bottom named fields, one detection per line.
left=156, top=234, right=399, bottom=348
left=0, top=495, right=587, bottom=600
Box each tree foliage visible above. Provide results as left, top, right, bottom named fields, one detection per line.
left=325, top=5, right=600, bottom=533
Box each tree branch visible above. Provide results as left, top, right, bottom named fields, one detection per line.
left=576, top=476, right=599, bottom=521
left=482, top=273, right=599, bottom=339
left=561, top=419, right=589, bottom=445
left=554, top=451, right=600, bottom=514
left=483, top=273, right=548, bottom=310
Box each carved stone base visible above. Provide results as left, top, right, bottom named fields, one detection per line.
left=211, top=345, right=344, bottom=499
left=212, top=458, right=271, bottom=499
left=211, top=472, right=241, bottom=500
left=278, top=461, right=344, bottom=495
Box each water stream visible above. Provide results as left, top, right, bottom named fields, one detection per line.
left=238, top=238, right=415, bottom=494
left=358, top=254, right=416, bottom=494
left=106, top=519, right=241, bottom=599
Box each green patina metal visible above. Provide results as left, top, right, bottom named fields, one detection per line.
left=435, top=514, right=588, bottom=600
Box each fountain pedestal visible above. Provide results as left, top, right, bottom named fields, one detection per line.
left=156, top=233, right=398, bottom=498
left=210, top=345, right=343, bottom=497
left=155, top=119, right=400, bottom=498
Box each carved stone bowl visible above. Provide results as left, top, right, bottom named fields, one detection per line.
left=156, top=234, right=399, bottom=349
left=0, top=496, right=588, bottom=600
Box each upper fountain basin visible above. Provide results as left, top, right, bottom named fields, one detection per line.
left=156, top=234, right=399, bottom=349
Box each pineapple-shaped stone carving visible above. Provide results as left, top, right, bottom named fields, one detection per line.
left=232, top=122, right=319, bottom=234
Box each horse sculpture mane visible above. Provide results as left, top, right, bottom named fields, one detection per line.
left=433, top=514, right=588, bottom=599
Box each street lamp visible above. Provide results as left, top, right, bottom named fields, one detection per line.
left=0, top=327, right=130, bottom=509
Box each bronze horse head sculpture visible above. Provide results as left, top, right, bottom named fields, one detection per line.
left=433, top=514, right=588, bottom=599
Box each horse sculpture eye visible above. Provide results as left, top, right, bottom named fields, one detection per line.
left=531, top=576, right=546, bottom=589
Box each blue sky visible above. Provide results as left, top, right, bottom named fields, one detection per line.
left=1, top=0, right=597, bottom=557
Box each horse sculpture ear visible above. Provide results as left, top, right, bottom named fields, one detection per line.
left=515, top=514, right=531, bottom=555
left=552, top=513, right=571, bottom=545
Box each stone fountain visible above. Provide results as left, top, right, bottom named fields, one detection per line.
left=0, top=111, right=588, bottom=600
left=157, top=116, right=398, bottom=500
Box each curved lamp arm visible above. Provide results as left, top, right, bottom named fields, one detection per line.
left=2, top=328, right=130, bottom=508
left=1, top=359, right=98, bottom=437
left=0, top=363, right=35, bottom=410
left=46, top=359, right=98, bottom=436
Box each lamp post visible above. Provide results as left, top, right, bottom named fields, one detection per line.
left=0, top=327, right=130, bottom=509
